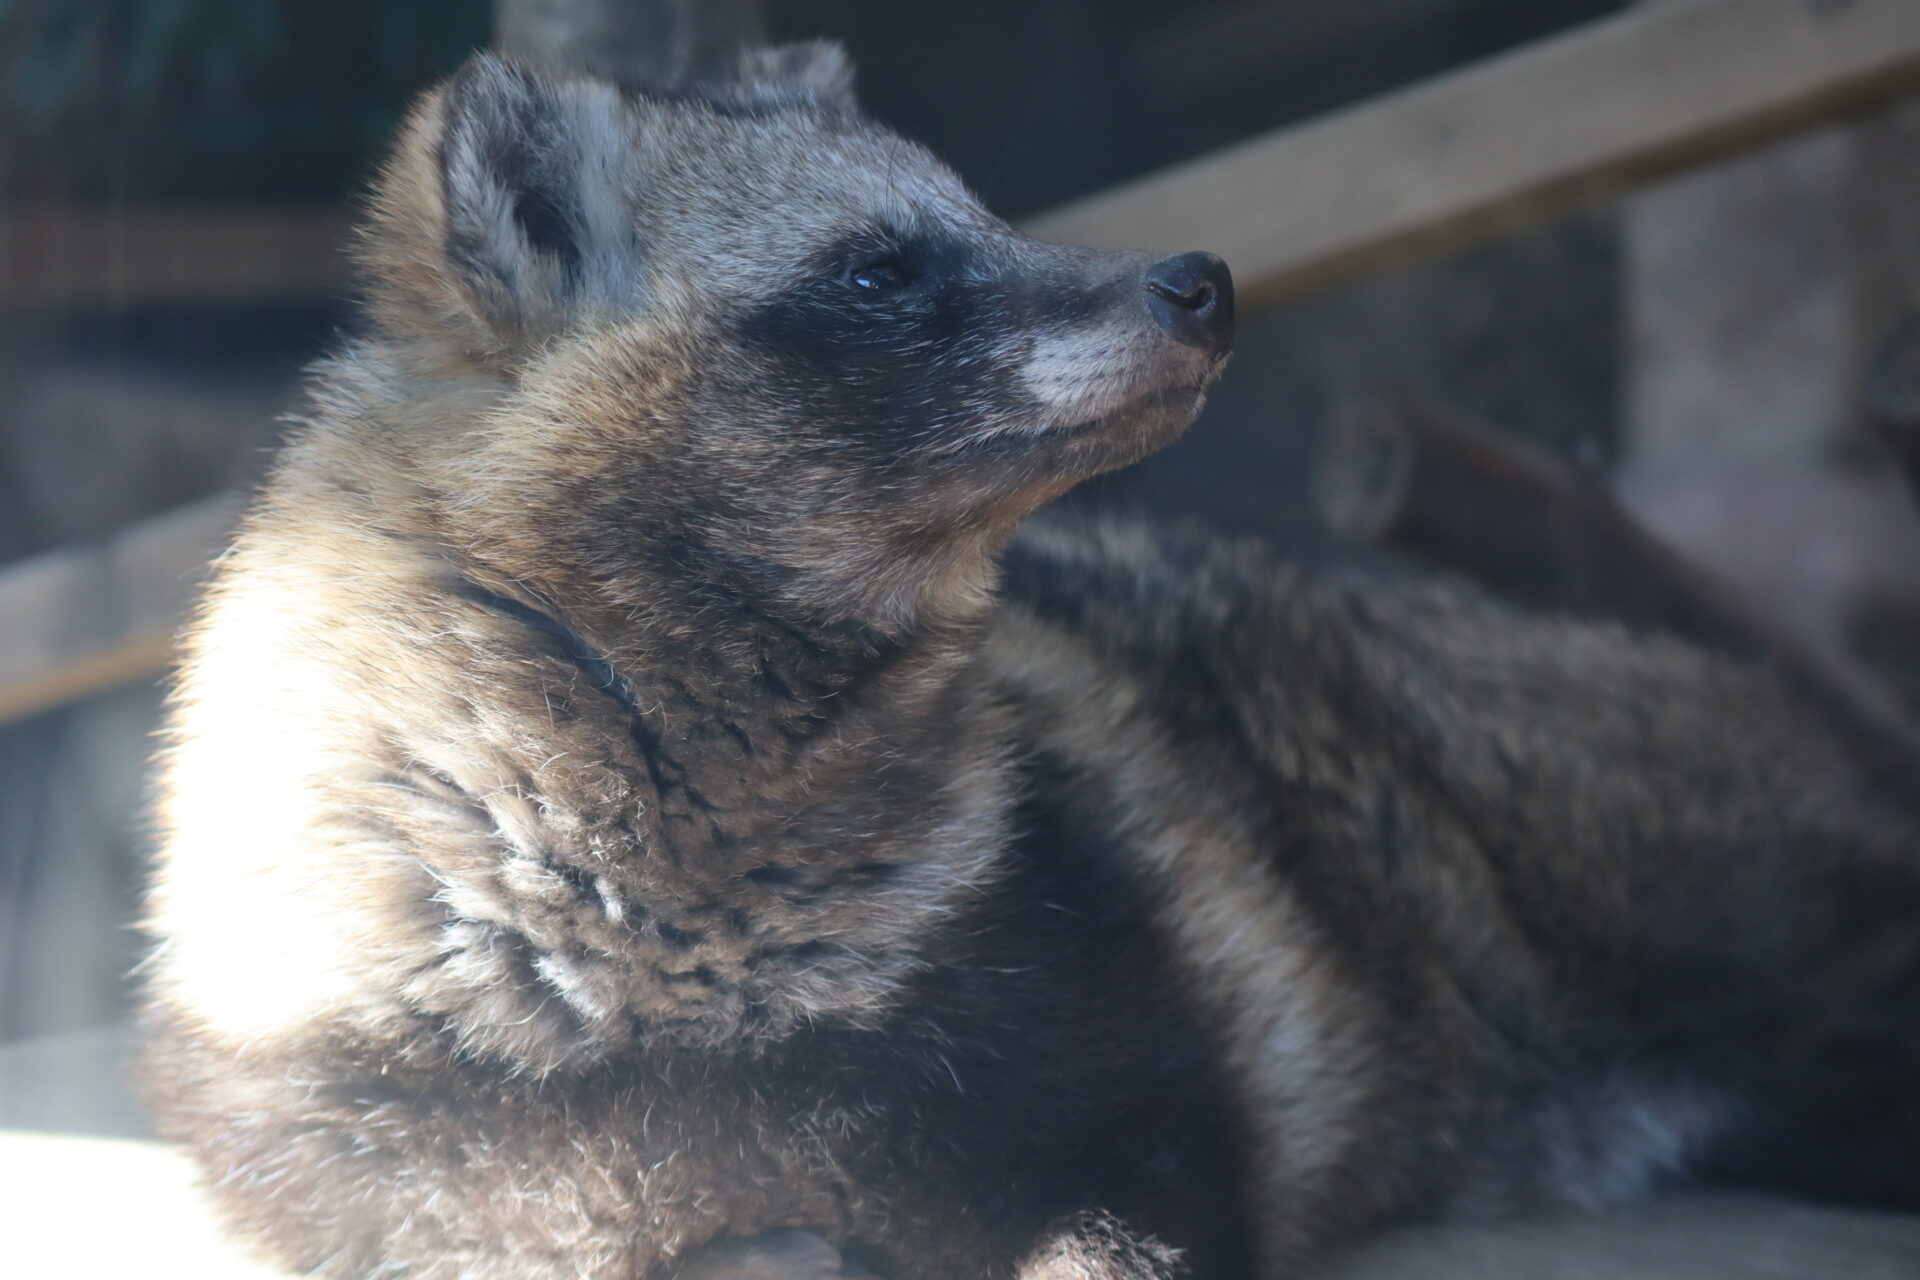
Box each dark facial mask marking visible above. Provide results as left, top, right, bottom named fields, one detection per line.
left=734, top=230, right=1035, bottom=450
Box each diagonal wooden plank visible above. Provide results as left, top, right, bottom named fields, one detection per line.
left=0, top=208, right=351, bottom=309
left=0, top=495, right=238, bottom=727
left=1025, top=0, right=1920, bottom=310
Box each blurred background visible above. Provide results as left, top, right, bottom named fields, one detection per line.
left=2, top=0, right=1919, bottom=1137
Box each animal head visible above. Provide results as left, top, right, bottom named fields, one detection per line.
left=356, top=44, right=1233, bottom=629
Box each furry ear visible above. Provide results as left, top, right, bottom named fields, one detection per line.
left=733, top=41, right=858, bottom=111
left=436, top=54, right=642, bottom=350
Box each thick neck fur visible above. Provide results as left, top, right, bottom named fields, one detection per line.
left=223, top=349, right=1014, bottom=1069
left=450, top=529, right=992, bottom=868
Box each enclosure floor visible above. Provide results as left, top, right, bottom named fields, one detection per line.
left=5, top=1032, right=1919, bottom=1278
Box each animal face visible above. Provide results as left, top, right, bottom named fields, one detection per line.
left=360, top=46, right=1232, bottom=627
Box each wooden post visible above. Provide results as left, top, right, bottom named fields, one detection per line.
left=1617, top=95, right=1920, bottom=683
left=495, top=0, right=766, bottom=81
left=1865, top=316, right=1920, bottom=504
left=1317, top=398, right=1920, bottom=792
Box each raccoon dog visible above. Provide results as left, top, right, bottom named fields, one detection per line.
left=143, top=42, right=1920, bottom=1280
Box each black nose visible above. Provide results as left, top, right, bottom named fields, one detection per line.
left=1143, top=251, right=1234, bottom=355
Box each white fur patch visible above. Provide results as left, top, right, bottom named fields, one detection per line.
left=1020, top=324, right=1156, bottom=426
left=147, top=574, right=427, bottom=1046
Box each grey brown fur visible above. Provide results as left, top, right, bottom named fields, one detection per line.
left=142, top=46, right=1920, bottom=1280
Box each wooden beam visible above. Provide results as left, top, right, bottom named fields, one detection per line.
left=1026, top=0, right=1920, bottom=311
left=0, top=207, right=351, bottom=309
left=0, top=496, right=237, bottom=727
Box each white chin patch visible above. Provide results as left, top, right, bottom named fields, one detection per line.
left=1020, top=325, right=1162, bottom=429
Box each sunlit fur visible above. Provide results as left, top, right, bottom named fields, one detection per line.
left=144, top=45, right=1920, bottom=1280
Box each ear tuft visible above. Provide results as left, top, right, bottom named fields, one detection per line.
left=434, top=53, right=639, bottom=352
left=734, top=41, right=857, bottom=111
left=442, top=57, right=575, bottom=275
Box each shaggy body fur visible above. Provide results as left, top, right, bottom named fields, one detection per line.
left=144, top=46, right=1920, bottom=1280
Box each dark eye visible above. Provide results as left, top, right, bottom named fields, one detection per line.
left=847, top=259, right=910, bottom=293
